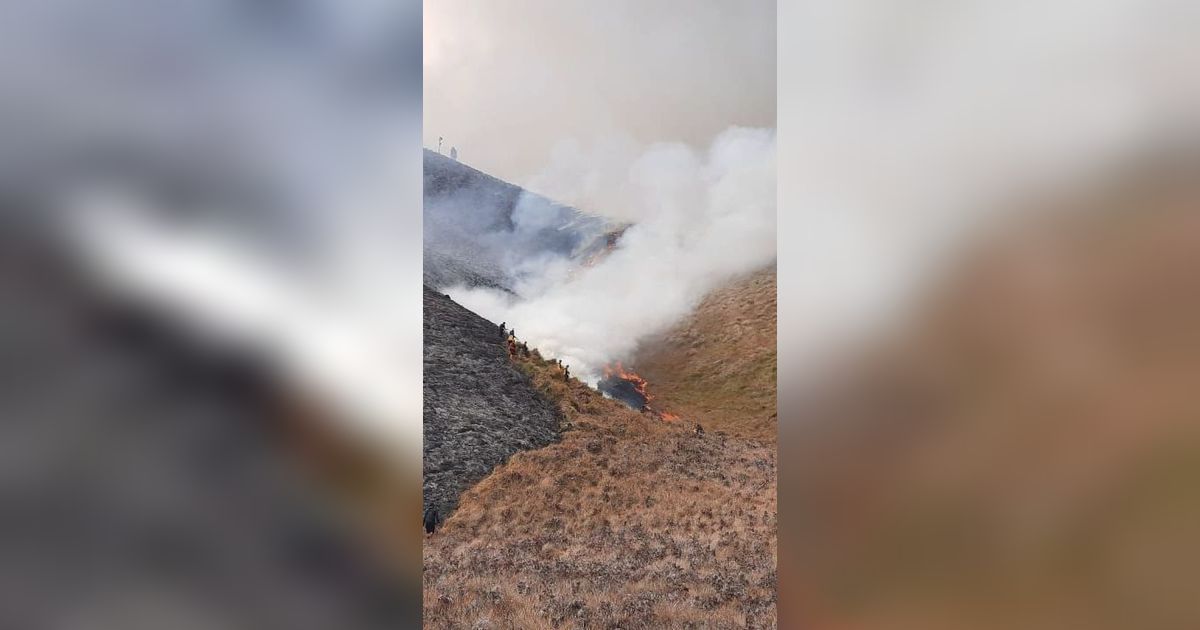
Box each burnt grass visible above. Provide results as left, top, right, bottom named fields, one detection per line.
left=423, top=285, right=562, bottom=521
left=596, top=375, right=648, bottom=410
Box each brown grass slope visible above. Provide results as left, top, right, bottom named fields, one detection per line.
left=423, top=349, right=777, bottom=629
left=785, top=157, right=1200, bottom=629
left=635, top=266, right=777, bottom=440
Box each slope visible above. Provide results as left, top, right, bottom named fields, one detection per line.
left=423, top=149, right=618, bottom=293
left=633, top=265, right=778, bottom=440
left=784, top=156, right=1200, bottom=629
left=422, top=285, right=562, bottom=521
left=423, top=344, right=778, bottom=629
left=0, top=225, right=414, bottom=628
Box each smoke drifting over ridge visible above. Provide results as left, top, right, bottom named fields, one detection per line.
left=423, top=149, right=615, bottom=294
left=424, top=0, right=776, bottom=184
left=448, top=126, right=776, bottom=381
left=425, top=0, right=777, bottom=380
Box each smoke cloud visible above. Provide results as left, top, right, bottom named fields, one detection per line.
left=0, top=0, right=424, bottom=451
left=424, top=0, right=776, bottom=184
left=449, top=126, right=776, bottom=381
left=777, top=0, right=1200, bottom=381
left=425, top=0, right=777, bottom=380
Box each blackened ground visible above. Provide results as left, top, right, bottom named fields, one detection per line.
left=0, top=224, right=414, bottom=629
left=597, top=375, right=648, bottom=410
left=422, top=285, right=561, bottom=521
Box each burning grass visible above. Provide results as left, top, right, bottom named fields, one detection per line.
left=598, top=361, right=685, bottom=422
left=424, top=349, right=777, bottom=628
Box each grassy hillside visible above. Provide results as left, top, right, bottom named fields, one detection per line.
left=785, top=159, right=1200, bottom=629
left=634, top=266, right=777, bottom=440
left=423, top=348, right=777, bottom=628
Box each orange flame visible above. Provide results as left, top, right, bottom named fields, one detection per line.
left=604, top=361, right=650, bottom=399
left=602, top=362, right=682, bottom=422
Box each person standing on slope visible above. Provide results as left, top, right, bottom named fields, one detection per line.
left=423, top=506, right=440, bottom=534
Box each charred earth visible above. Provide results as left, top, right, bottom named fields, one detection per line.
left=422, top=285, right=562, bottom=522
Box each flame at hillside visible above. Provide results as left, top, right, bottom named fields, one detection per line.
left=598, top=362, right=680, bottom=422
left=599, top=362, right=649, bottom=409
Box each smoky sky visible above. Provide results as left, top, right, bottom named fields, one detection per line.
left=424, top=0, right=776, bottom=186
left=0, top=0, right=421, bottom=249
left=0, top=0, right=427, bottom=449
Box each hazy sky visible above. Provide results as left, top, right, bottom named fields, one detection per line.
left=424, top=0, right=776, bottom=185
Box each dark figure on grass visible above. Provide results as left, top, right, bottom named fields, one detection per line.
left=563, top=366, right=570, bottom=382
left=424, top=506, right=440, bottom=534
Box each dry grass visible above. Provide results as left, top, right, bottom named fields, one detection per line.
left=635, top=266, right=777, bottom=440
left=423, top=351, right=777, bottom=629
left=784, top=163, right=1200, bottom=629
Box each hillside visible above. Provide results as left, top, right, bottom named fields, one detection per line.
left=422, top=149, right=779, bottom=627
left=423, top=285, right=562, bottom=520
left=634, top=266, right=777, bottom=440
left=423, top=150, right=618, bottom=293
left=784, top=158, right=1200, bottom=629
left=0, top=226, right=414, bottom=628
left=423, top=341, right=777, bottom=628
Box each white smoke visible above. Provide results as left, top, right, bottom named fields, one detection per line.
left=1, top=0, right=425, bottom=458
left=423, top=0, right=776, bottom=184
left=449, top=126, right=775, bottom=380
left=776, top=0, right=1200, bottom=378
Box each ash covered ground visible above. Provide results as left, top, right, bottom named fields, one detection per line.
left=422, top=285, right=562, bottom=521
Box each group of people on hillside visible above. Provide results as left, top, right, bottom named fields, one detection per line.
left=421, top=321, right=702, bottom=539
left=500, top=322, right=570, bottom=381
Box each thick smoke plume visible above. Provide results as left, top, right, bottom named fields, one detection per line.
left=449, top=126, right=775, bottom=381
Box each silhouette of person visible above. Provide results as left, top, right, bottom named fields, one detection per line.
left=424, top=506, right=439, bottom=534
